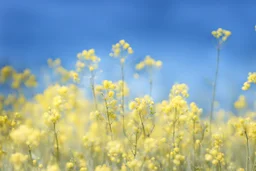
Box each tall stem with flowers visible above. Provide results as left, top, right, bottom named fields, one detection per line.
left=210, top=28, right=231, bottom=134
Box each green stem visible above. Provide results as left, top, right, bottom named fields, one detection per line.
left=245, top=130, right=250, bottom=171
left=90, top=70, right=98, bottom=110
left=53, top=123, right=60, bottom=163
left=103, top=94, right=113, bottom=139
left=172, top=121, right=176, bottom=145
left=172, top=109, right=178, bottom=145
left=120, top=61, right=127, bottom=138
left=149, top=65, right=153, bottom=97
left=121, top=61, right=125, bottom=114
left=218, top=163, right=221, bottom=171
left=193, top=120, right=196, bottom=171
left=209, top=43, right=221, bottom=135
left=133, top=131, right=139, bottom=157
left=138, top=111, right=146, bottom=138
left=28, top=145, right=33, bottom=165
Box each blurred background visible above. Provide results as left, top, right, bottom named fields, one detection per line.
left=0, top=0, right=256, bottom=115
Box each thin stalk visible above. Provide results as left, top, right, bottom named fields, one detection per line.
left=53, top=123, right=60, bottom=163
left=209, top=43, right=221, bottom=135
left=193, top=120, right=196, bottom=171
left=172, top=109, right=178, bottom=145
left=218, top=163, right=221, bottom=171
left=245, top=130, right=250, bottom=171
left=28, top=145, right=33, bottom=165
left=133, top=131, right=139, bottom=157
left=172, top=121, right=176, bottom=145
left=199, top=125, right=206, bottom=168
left=120, top=61, right=127, bottom=138
left=149, top=79, right=152, bottom=97
left=138, top=111, right=146, bottom=138
left=253, top=155, right=256, bottom=171
left=253, top=141, right=256, bottom=171
left=149, top=65, right=153, bottom=97
left=90, top=70, right=98, bottom=110
left=103, top=94, right=113, bottom=139
left=121, top=61, right=125, bottom=114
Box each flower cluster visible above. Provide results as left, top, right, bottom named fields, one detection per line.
left=0, top=66, right=37, bottom=88
left=234, top=95, right=247, bottom=110
left=10, top=125, right=41, bottom=149
left=242, top=72, right=256, bottom=90
left=1, top=28, right=256, bottom=171
left=76, top=49, right=101, bottom=72
left=110, top=39, right=133, bottom=59
left=205, top=134, right=225, bottom=166
left=135, top=55, right=162, bottom=70
left=211, top=28, right=232, bottom=43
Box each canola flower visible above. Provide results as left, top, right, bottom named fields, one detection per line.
left=209, top=28, right=231, bottom=135
left=242, top=72, right=256, bottom=91
left=110, top=40, right=133, bottom=113
left=0, top=66, right=37, bottom=89
left=110, top=40, right=134, bottom=140
left=135, top=55, right=162, bottom=97
left=234, top=95, right=247, bottom=110
left=76, top=49, right=101, bottom=110
left=0, top=29, right=256, bottom=171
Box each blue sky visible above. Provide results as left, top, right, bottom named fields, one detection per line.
left=1, top=0, right=256, bottom=115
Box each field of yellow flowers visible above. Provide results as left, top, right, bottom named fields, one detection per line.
left=0, top=28, right=255, bottom=171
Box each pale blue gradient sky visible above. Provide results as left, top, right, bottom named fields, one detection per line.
left=1, top=0, right=256, bottom=114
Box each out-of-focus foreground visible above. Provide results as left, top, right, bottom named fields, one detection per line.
left=0, top=29, right=255, bottom=171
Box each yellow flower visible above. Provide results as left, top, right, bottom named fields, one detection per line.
left=242, top=82, right=250, bottom=90
left=10, top=153, right=28, bottom=170
left=82, top=50, right=88, bottom=56
left=89, top=66, right=95, bottom=71
left=88, top=49, right=95, bottom=56
left=10, top=125, right=41, bottom=148
left=223, top=30, right=231, bottom=37
left=205, top=154, right=212, bottom=161
left=95, top=164, right=111, bottom=171
left=46, top=164, right=60, bottom=171
left=114, top=49, right=121, bottom=56
left=80, top=167, right=87, bottom=171
left=212, top=159, right=218, bottom=165
left=66, top=162, right=74, bottom=169
left=155, top=60, right=162, bottom=68
left=0, top=65, right=13, bottom=82
left=211, top=31, right=217, bottom=37
left=108, top=91, right=115, bottom=98
left=102, top=80, right=115, bottom=90
left=44, top=108, right=61, bottom=125
left=144, top=56, right=155, bottom=66
left=119, top=39, right=125, bottom=45
left=234, top=95, right=247, bottom=109
left=211, top=28, right=231, bottom=42
left=58, top=86, right=68, bottom=96
left=71, top=71, right=79, bottom=83
left=128, top=47, right=133, bottom=54
left=237, top=168, right=245, bottom=171
left=111, top=40, right=133, bottom=58
left=123, top=43, right=130, bottom=49
left=135, top=62, right=145, bottom=70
